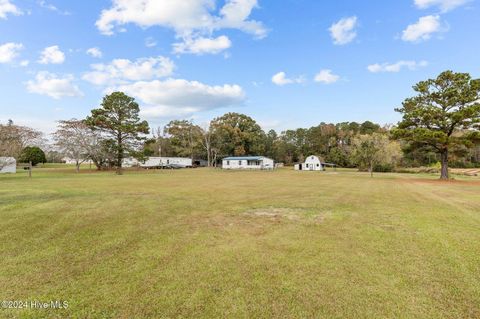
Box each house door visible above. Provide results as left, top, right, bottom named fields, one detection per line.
left=309, top=163, right=314, bottom=171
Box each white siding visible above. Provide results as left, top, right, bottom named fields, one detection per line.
left=0, top=157, right=16, bottom=174
left=222, top=157, right=274, bottom=170
left=297, top=155, right=323, bottom=171
left=140, top=157, right=192, bottom=168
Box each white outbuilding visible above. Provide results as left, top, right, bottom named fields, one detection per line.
left=294, top=155, right=323, bottom=171
left=140, top=157, right=192, bottom=169
left=222, top=156, right=274, bottom=170
left=0, top=157, right=16, bottom=174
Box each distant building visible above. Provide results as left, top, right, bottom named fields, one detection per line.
left=193, top=159, right=208, bottom=167
left=294, top=155, right=323, bottom=171
left=0, top=157, right=16, bottom=174
left=62, top=157, right=93, bottom=165
left=222, top=156, right=274, bottom=170
left=140, top=157, right=192, bottom=169
left=122, top=157, right=140, bottom=168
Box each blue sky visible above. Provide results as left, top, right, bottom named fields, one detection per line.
left=0, top=0, right=479, bottom=133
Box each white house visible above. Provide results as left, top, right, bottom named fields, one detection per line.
left=294, top=155, right=323, bottom=171
left=0, top=157, right=16, bottom=174
left=140, top=157, right=192, bottom=168
left=222, top=156, right=274, bottom=170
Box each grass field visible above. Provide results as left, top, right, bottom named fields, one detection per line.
left=1, top=167, right=479, bottom=318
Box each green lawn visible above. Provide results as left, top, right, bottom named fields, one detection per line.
left=1, top=168, right=479, bottom=318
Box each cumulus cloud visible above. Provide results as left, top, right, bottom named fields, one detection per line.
left=314, top=70, right=340, bottom=84
left=173, top=35, right=232, bottom=55
left=401, top=15, right=444, bottom=42
left=26, top=72, right=83, bottom=99
left=271, top=72, right=304, bottom=86
left=329, top=16, right=358, bottom=45
left=367, top=60, right=428, bottom=73
left=414, top=0, right=470, bottom=12
left=83, top=52, right=245, bottom=117
left=0, top=42, right=23, bottom=63
left=38, top=45, right=65, bottom=64
left=114, top=79, right=246, bottom=118
left=0, top=0, right=22, bottom=19
left=86, top=47, right=103, bottom=58
left=82, top=56, right=175, bottom=86
left=95, top=0, right=267, bottom=54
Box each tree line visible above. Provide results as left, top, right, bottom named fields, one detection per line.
left=1, top=71, right=479, bottom=179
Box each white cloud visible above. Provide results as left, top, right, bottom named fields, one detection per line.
left=38, top=45, right=65, bottom=64
left=367, top=60, right=428, bottom=73
left=314, top=70, right=340, bottom=84
left=83, top=56, right=175, bottom=86
left=26, top=72, right=83, bottom=99
left=414, top=0, right=470, bottom=12
left=86, top=47, right=103, bottom=58
left=216, top=0, right=267, bottom=39
left=114, top=79, right=245, bottom=118
left=95, top=0, right=267, bottom=54
left=20, top=60, right=29, bottom=67
left=401, top=15, right=444, bottom=42
left=145, top=37, right=157, bottom=48
left=0, top=0, right=22, bottom=19
left=271, top=72, right=304, bottom=86
left=329, top=16, right=358, bottom=45
left=0, top=42, right=23, bottom=63
left=173, top=35, right=231, bottom=55
left=38, top=0, right=70, bottom=15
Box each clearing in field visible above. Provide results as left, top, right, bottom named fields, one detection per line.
left=1, top=168, right=479, bottom=318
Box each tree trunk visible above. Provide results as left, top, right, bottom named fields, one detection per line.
left=116, top=135, right=123, bottom=175
left=440, top=149, right=449, bottom=180
left=76, top=162, right=80, bottom=173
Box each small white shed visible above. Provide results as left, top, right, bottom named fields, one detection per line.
left=222, top=156, right=274, bottom=170
left=0, top=157, right=16, bottom=174
left=294, top=155, right=323, bottom=171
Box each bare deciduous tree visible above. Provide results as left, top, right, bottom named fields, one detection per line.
left=0, top=121, right=43, bottom=158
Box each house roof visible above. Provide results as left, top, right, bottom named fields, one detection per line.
left=223, top=156, right=269, bottom=161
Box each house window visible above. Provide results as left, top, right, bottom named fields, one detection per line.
left=239, top=160, right=242, bottom=165
left=317, top=164, right=320, bottom=167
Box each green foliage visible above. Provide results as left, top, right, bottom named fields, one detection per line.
left=18, top=146, right=46, bottom=166
left=85, top=92, right=150, bottom=173
left=352, top=133, right=401, bottom=176
left=210, top=112, right=266, bottom=156
left=164, top=120, right=203, bottom=159
left=393, top=71, right=480, bottom=179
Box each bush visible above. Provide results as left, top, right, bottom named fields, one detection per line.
left=18, top=146, right=46, bottom=166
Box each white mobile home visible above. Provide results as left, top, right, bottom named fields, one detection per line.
left=222, top=156, right=274, bottom=170
left=295, top=155, right=323, bottom=171
left=122, top=157, right=140, bottom=168
left=0, top=157, right=16, bottom=174
left=140, top=157, right=192, bottom=169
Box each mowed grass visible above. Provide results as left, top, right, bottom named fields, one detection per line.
left=0, top=168, right=479, bottom=319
